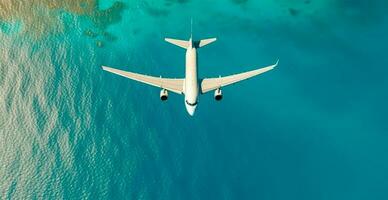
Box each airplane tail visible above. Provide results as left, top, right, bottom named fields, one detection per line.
left=165, top=38, right=217, bottom=49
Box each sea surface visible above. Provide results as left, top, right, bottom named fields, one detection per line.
left=1, top=0, right=388, bottom=199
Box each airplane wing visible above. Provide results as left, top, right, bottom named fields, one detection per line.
left=102, top=66, right=184, bottom=94
left=200, top=60, right=278, bottom=94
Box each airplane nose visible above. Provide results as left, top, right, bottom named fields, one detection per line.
left=185, top=104, right=197, bottom=116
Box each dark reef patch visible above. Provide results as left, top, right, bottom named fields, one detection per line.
left=165, top=0, right=190, bottom=4
left=288, top=8, right=300, bottom=17
left=83, top=1, right=125, bottom=47
left=231, top=0, right=248, bottom=5
left=143, top=2, right=170, bottom=17
left=89, top=2, right=126, bottom=31
left=145, top=0, right=190, bottom=16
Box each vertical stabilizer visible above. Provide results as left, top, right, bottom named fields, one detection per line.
left=190, top=17, right=193, bottom=40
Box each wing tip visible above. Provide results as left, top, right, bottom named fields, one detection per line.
left=102, top=66, right=110, bottom=71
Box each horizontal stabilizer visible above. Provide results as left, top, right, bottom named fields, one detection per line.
left=165, top=38, right=190, bottom=49
left=196, top=38, right=217, bottom=48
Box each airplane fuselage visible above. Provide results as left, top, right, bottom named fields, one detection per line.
left=184, top=40, right=199, bottom=116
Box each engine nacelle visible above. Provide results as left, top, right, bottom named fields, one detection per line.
left=214, top=88, right=223, bottom=101
left=160, top=89, right=168, bottom=101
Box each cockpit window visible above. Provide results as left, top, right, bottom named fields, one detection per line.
left=186, top=100, right=198, bottom=106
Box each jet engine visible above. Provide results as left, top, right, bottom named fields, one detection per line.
left=214, top=88, right=223, bottom=101
left=160, top=89, right=168, bottom=101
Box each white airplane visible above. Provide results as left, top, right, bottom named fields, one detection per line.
left=102, top=34, right=277, bottom=116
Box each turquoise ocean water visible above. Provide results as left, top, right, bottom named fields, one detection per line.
left=1, top=0, right=388, bottom=199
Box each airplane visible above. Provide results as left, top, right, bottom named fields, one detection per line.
left=102, top=33, right=278, bottom=116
